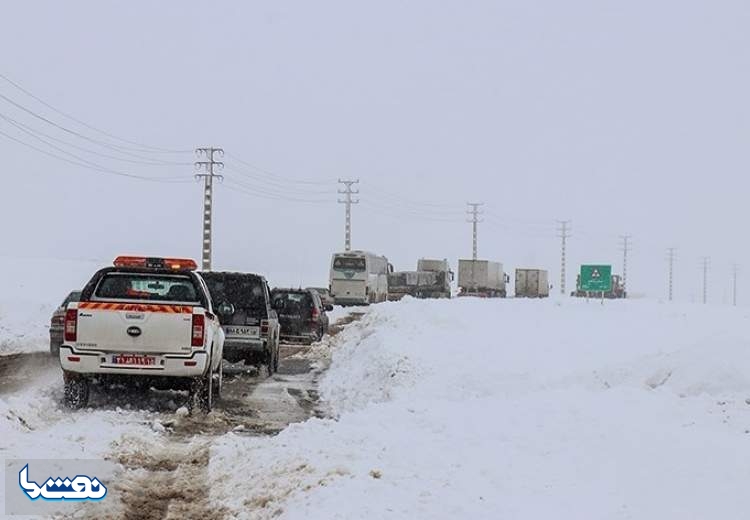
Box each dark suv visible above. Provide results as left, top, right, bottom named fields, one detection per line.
left=201, top=272, right=280, bottom=373
left=49, top=290, right=82, bottom=355
left=271, top=288, right=332, bottom=344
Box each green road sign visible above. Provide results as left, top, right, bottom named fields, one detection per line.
left=580, top=264, right=612, bottom=292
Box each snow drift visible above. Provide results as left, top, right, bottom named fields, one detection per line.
left=210, top=297, right=750, bottom=519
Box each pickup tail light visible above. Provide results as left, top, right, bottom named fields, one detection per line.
left=311, top=306, right=320, bottom=322
left=260, top=320, right=270, bottom=336
left=191, top=314, right=205, bottom=347
left=64, top=309, right=78, bottom=342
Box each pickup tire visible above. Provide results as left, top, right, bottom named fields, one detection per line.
left=212, top=362, right=223, bottom=399
left=265, top=339, right=279, bottom=375
left=188, top=366, right=214, bottom=414
left=63, top=374, right=89, bottom=409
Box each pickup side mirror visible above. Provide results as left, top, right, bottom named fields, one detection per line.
left=324, top=304, right=334, bottom=312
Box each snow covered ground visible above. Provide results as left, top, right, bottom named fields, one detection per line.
left=0, top=256, right=101, bottom=354
left=210, top=297, right=750, bottom=519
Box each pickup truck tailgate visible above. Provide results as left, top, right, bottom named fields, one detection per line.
left=75, top=303, right=194, bottom=354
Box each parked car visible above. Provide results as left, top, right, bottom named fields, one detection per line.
left=59, top=256, right=224, bottom=412
left=271, top=288, right=332, bottom=344
left=200, top=272, right=280, bottom=373
left=307, top=287, right=335, bottom=308
left=49, top=290, right=82, bottom=356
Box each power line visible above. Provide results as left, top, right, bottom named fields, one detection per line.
left=466, top=202, right=483, bottom=260
left=222, top=166, right=335, bottom=196
left=0, top=111, right=191, bottom=167
left=222, top=177, right=332, bottom=204
left=0, top=72, right=191, bottom=153
left=224, top=153, right=334, bottom=185
left=0, top=127, right=190, bottom=183
left=195, top=147, right=224, bottom=270
left=557, top=220, right=571, bottom=296
left=0, top=91, right=190, bottom=159
left=338, top=179, right=359, bottom=251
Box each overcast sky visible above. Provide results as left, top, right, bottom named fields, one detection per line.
left=1, top=0, right=749, bottom=303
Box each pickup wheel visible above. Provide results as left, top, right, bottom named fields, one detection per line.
left=212, top=362, right=223, bottom=399
left=188, top=368, right=213, bottom=414
left=63, top=374, right=89, bottom=409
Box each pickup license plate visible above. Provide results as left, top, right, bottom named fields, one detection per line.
left=111, top=354, right=156, bottom=366
left=224, top=326, right=260, bottom=337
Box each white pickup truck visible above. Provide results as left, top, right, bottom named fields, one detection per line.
left=59, top=256, right=224, bottom=412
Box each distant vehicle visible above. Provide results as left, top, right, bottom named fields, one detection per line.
left=307, top=287, right=335, bottom=308
left=515, top=269, right=550, bottom=298
left=387, top=258, right=453, bottom=300
left=58, top=256, right=224, bottom=412
left=201, top=272, right=280, bottom=373
left=457, top=259, right=508, bottom=297
left=572, top=274, right=627, bottom=299
left=271, top=288, right=331, bottom=344
left=49, top=290, right=82, bottom=356
left=329, top=251, right=391, bottom=305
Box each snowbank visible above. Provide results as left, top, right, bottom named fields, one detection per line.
left=210, top=298, right=750, bottom=519
left=0, top=256, right=101, bottom=354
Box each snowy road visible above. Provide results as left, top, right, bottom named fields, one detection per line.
left=0, top=311, right=365, bottom=519
left=5, top=299, right=750, bottom=519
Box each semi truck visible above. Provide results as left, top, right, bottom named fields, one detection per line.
left=515, top=269, right=550, bottom=298
left=387, top=259, right=453, bottom=301
left=457, top=259, right=507, bottom=297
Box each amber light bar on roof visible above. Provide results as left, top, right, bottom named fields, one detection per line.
left=113, top=256, right=198, bottom=271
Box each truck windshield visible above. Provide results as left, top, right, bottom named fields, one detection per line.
left=333, top=257, right=366, bottom=271
left=94, top=273, right=200, bottom=303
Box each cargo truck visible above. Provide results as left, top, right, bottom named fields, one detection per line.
left=515, top=269, right=550, bottom=298
left=457, top=259, right=507, bottom=297
left=387, top=259, right=453, bottom=301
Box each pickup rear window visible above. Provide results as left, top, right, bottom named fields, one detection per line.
left=93, top=273, right=200, bottom=303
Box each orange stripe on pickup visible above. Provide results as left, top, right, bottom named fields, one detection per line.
left=78, top=302, right=193, bottom=313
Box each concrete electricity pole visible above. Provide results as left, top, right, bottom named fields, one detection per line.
left=195, top=146, right=224, bottom=271
left=701, top=256, right=710, bottom=304
left=337, top=179, right=359, bottom=251
left=666, top=247, right=675, bottom=301
left=557, top=220, right=571, bottom=295
left=466, top=203, right=484, bottom=260
left=619, top=235, right=631, bottom=296
left=732, top=264, right=739, bottom=306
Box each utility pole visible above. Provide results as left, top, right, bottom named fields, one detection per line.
left=557, top=220, right=571, bottom=295
left=619, top=235, right=631, bottom=296
left=701, top=257, right=710, bottom=304
left=666, top=247, right=675, bottom=301
left=195, top=146, right=224, bottom=271
left=337, top=179, right=359, bottom=251
left=732, top=264, right=739, bottom=307
left=466, top=203, right=483, bottom=260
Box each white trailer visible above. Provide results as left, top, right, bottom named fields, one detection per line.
left=515, top=269, right=550, bottom=298
left=457, top=259, right=507, bottom=297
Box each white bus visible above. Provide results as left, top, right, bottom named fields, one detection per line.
left=329, top=251, right=391, bottom=305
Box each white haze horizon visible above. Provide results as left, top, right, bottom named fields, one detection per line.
left=2, top=1, right=748, bottom=305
